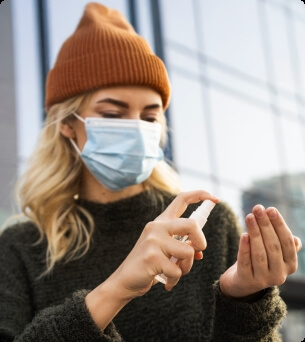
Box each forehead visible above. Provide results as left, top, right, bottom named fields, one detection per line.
left=90, top=86, right=163, bottom=106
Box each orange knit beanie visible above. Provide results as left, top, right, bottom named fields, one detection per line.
left=45, top=2, right=171, bottom=110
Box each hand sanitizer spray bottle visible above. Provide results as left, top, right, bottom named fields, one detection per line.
left=155, top=199, right=216, bottom=284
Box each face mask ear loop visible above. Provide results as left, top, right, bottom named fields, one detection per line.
left=69, top=112, right=85, bottom=155
left=69, top=138, right=82, bottom=155
left=72, top=112, right=86, bottom=123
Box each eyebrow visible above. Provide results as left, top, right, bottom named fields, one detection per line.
left=96, top=98, right=162, bottom=110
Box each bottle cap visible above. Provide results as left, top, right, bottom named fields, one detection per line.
left=190, top=200, right=216, bottom=229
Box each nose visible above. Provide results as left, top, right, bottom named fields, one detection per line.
left=126, top=112, right=141, bottom=120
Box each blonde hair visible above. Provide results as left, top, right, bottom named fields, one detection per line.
left=12, top=91, right=181, bottom=275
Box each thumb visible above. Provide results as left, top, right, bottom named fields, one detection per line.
left=294, top=236, right=302, bottom=252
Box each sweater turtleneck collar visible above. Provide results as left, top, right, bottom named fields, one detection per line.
left=76, top=187, right=175, bottom=225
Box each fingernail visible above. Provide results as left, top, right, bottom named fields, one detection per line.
left=254, top=205, right=265, bottom=218
left=296, top=237, right=302, bottom=251
left=246, top=213, right=256, bottom=226
left=243, top=233, right=249, bottom=244
left=267, top=208, right=277, bottom=219
left=197, top=251, right=203, bottom=260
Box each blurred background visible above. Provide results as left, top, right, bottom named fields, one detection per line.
left=1, top=0, right=305, bottom=340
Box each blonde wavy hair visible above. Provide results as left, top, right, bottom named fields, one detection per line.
left=12, top=90, right=181, bottom=275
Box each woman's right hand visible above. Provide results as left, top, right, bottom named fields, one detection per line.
left=112, top=190, right=219, bottom=295
left=85, top=190, right=219, bottom=329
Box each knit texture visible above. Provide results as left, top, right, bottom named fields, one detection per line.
left=0, top=189, right=287, bottom=341
left=45, top=2, right=171, bottom=110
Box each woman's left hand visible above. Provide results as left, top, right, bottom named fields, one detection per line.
left=219, top=205, right=302, bottom=300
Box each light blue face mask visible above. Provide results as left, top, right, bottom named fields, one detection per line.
left=70, top=114, right=164, bottom=191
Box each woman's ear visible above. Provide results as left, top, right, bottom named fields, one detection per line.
left=60, top=121, right=76, bottom=139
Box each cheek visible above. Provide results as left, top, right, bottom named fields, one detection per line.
left=75, top=127, right=88, bottom=151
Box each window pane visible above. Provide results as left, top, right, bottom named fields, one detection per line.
left=166, top=45, right=200, bottom=75
left=208, top=66, right=270, bottom=107
left=280, top=309, right=305, bottom=342
left=160, top=0, right=198, bottom=50
left=169, top=73, right=211, bottom=175
left=218, top=185, right=245, bottom=227
left=265, top=3, right=296, bottom=93
left=12, top=0, right=42, bottom=167
left=200, top=0, right=267, bottom=81
left=179, top=172, right=215, bottom=196
left=277, top=92, right=299, bottom=117
left=136, top=0, right=154, bottom=50
left=291, top=0, right=305, bottom=15
left=294, top=20, right=305, bottom=117
left=280, top=116, right=305, bottom=175
left=210, top=89, right=281, bottom=186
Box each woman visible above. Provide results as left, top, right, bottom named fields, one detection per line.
left=0, top=3, right=301, bottom=341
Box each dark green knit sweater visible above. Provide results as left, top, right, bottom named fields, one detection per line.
left=0, top=189, right=286, bottom=341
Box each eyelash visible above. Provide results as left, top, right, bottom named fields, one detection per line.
left=98, top=112, right=159, bottom=123
left=99, top=112, right=121, bottom=118
left=142, top=116, right=158, bottom=123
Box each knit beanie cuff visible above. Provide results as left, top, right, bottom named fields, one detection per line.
left=46, top=52, right=170, bottom=110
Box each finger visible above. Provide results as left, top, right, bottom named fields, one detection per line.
left=294, top=236, right=302, bottom=252
left=156, top=190, right=219, bottom=220
left=245, top=213, right=268, bottom=278
left=152, top=278, right=160, bottom=286
left=163, top=235, right=199, bottom=267
left=188, top=241, right=203, bottom=260
left=155, top=218, right=207, bottom=251
left=194, top=251, right=203, bottom=260
left=160, top=257, right=183, bottom=291
left=178, top=252, right=195, bottom=276
left=252, top=205, right=284, bottom=272
left=236, top=233, right=253, bottom=279
left=265, top=207, right=296, bottom=265
left=158, top=239, right=196, bottom=284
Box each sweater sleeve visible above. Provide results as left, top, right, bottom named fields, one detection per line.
left=0, top=228, right=123, bottom=342
left=212, top=282, right=286, bottom=341
left=208, top=202, right=287, bottom=341
left=13, top=291, right=123, bottom=342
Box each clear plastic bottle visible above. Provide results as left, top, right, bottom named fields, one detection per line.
left=155, top=199, right=216, bottom=284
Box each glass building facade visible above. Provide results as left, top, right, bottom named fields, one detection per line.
left=1, top=0, right=305, bottom=340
